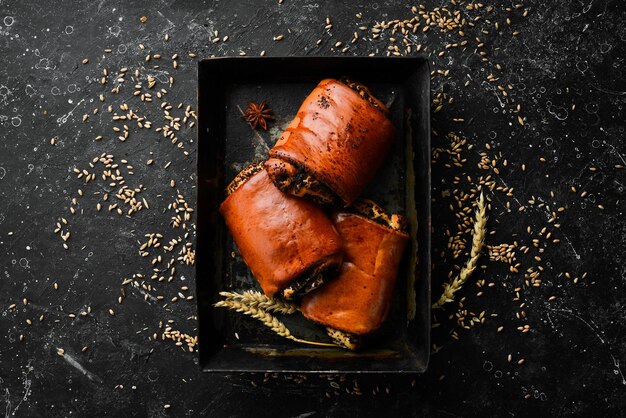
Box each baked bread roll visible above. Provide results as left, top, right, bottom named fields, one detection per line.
left=219, top=164, right=343, bottom=299
left=264, top=78, right=396, bottom=207
left=300, top=199, right=409, bottom=349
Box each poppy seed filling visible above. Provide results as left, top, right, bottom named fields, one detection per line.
left=224, top=163, right=264, bottom=197
left=350, top=198, right=408, bottom=232
left=265, top=158, right=340, bottom=206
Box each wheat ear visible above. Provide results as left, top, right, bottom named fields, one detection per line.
left=433, top=192, right=487, bottom=309
left=214, top=299, right=337, bottom=347
left=218, top=290, right=298, bottom=315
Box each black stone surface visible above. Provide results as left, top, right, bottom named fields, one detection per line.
left=0, top=1, right=624, bottom=417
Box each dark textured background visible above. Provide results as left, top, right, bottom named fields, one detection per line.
left=0, top=1, right=624, bottom=417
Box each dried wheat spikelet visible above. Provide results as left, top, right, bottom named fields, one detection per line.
left=218, top=290, right=298, bottom=315
left=433, top=191, right=487, bottom=309
left=214, top=298, right=337, bottom=347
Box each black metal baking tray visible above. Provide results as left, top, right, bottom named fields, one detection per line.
left=196, top=56, right=431, bottom=373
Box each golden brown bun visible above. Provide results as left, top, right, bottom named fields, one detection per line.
left=266, top=78, right=396, bottom=207
left=301, top=210, right=409, bottom=335
left=219, top=167, right=343, bottom=298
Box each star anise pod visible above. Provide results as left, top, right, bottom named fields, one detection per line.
left=244, top=101, right=273, bottom=130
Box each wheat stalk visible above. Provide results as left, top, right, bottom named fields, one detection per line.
left=433, top=192, right=488, bottom=309
left=218, top=290, right=298, bottom=315
left=214, top=298, right=337, bottom=347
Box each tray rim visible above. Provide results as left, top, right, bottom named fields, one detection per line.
left=195, top=55, right=431, bottom=373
